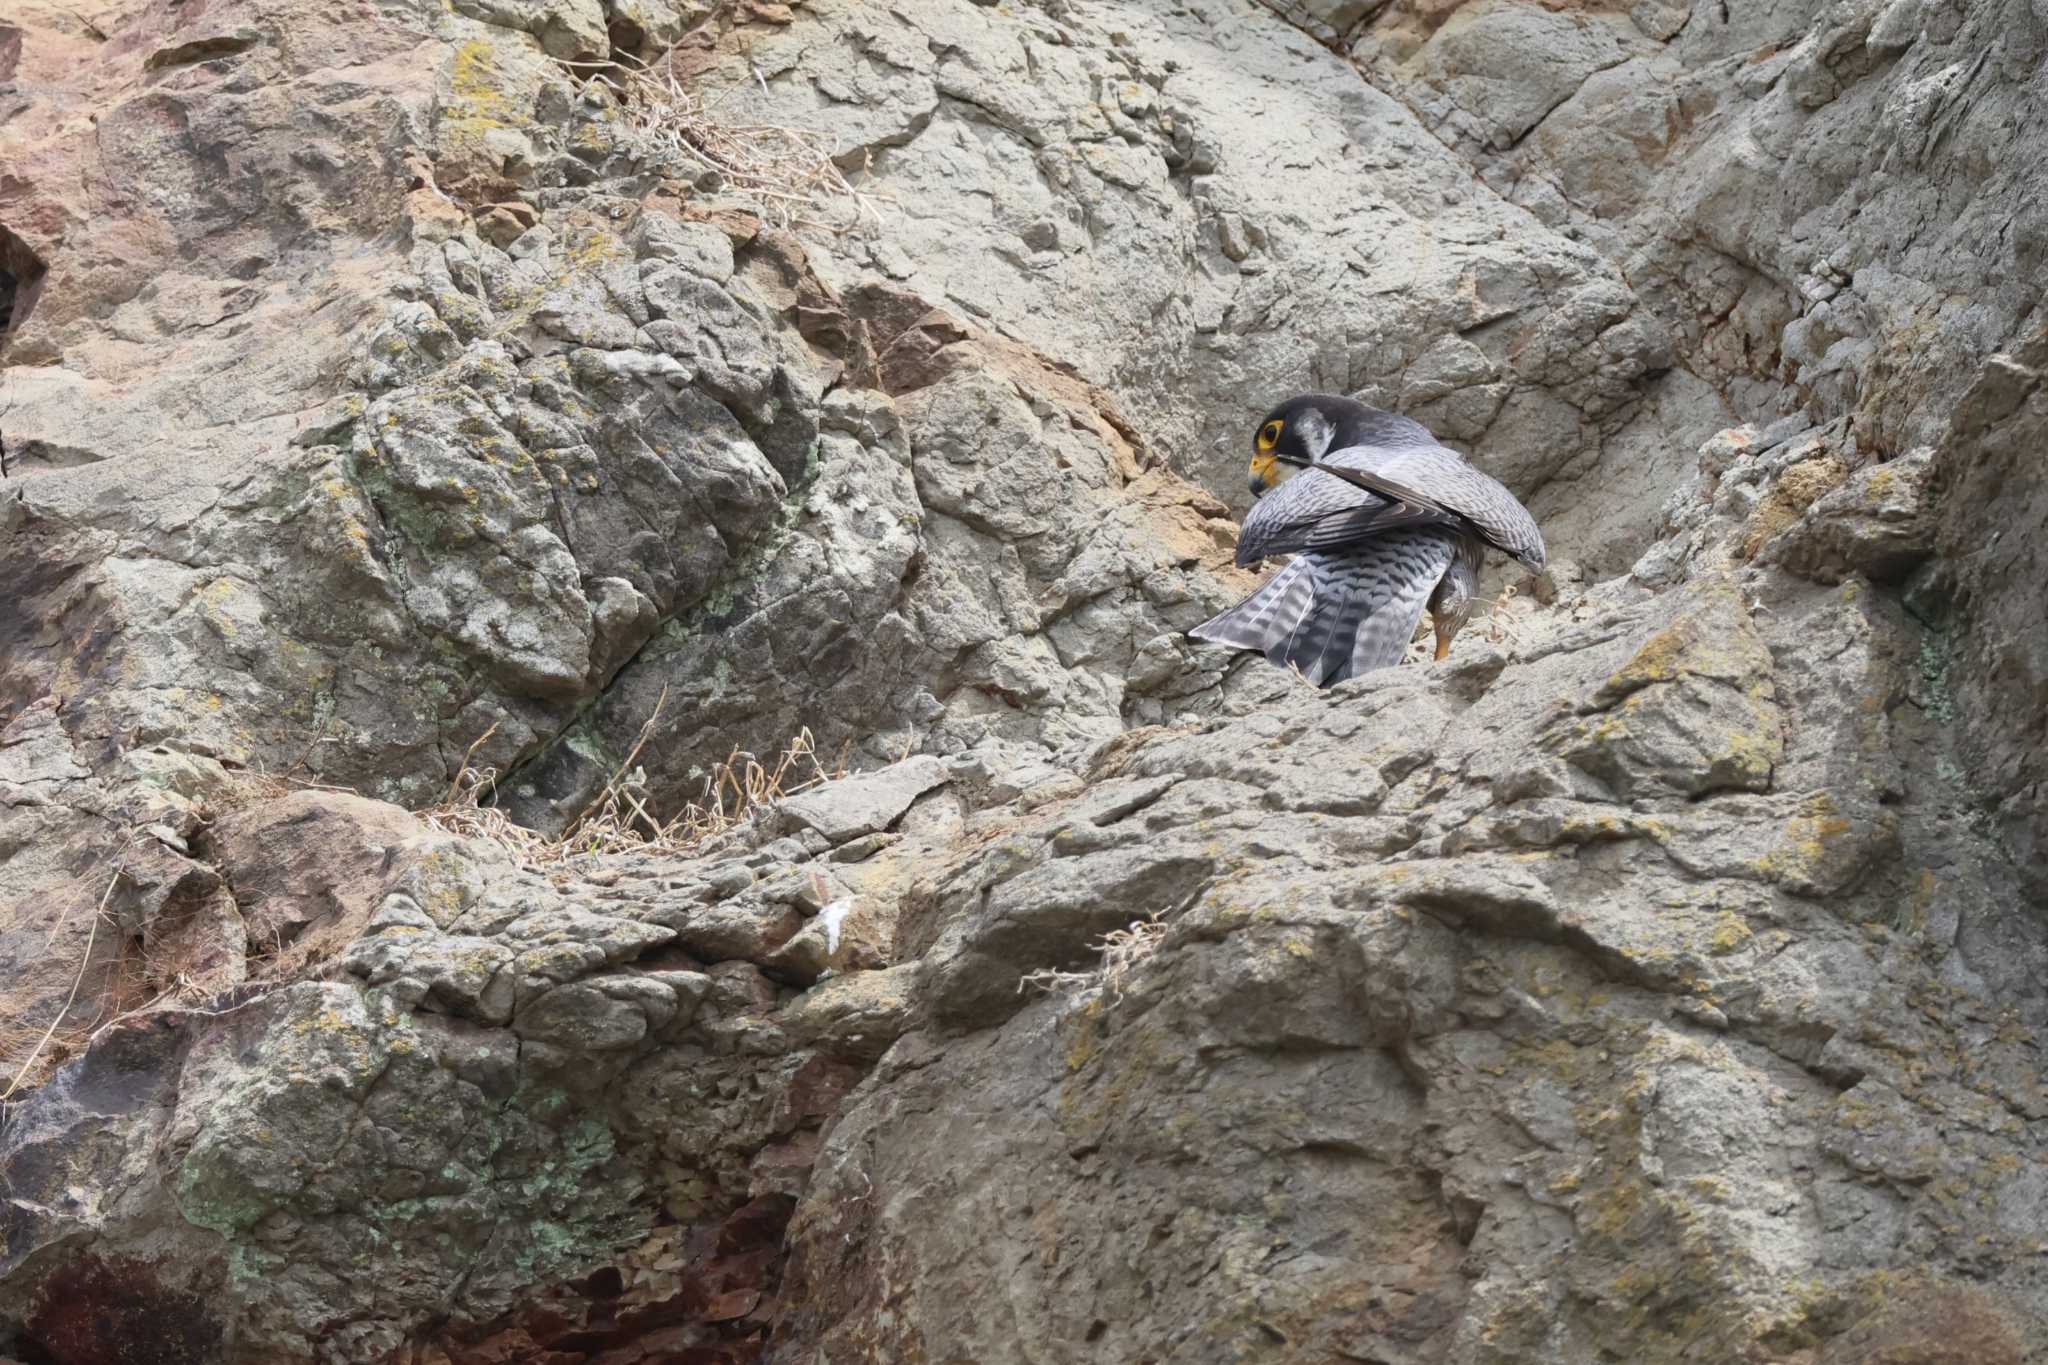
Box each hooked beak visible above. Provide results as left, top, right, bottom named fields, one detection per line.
left=1248, top=452, right=1275, bottom=498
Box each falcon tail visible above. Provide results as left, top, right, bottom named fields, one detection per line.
left=1188, top=557, right=1316, bottom=658
left=1189, top=533, right=1454, bottom=687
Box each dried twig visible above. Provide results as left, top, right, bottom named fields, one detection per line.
left=443, top=722, right=502, bottom=805
left=422, top=691, right=847, bottom=871
left=559, top=685, right=671, bottom=846
left=1481, top=582, right=1526, bottom=648
left=82, top=985, right=279, bottom=1052
left=1019, top=915, right=1169, bottom=1003
left=575, top=46, right=891, bottom=232
left=1, top=846, right=129, bottom=1102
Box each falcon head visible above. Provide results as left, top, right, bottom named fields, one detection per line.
left=1246, top=393, right=1375, bottom=497
left=1430, top=552, right=1481, bottom=661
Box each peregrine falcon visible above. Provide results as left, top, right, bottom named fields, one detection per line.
left=1189, top=394, right=1546, bottom=686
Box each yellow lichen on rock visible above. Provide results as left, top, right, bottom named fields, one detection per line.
left=1743, top=453, right=1849, bottom=559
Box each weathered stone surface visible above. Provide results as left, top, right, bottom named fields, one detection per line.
left=770, top=565, right=2048, bottom=1364
left=0, top=697, right=249, bottom=1086
left=4, top=0, right=2048, bottom=1361
left=702, top=0, right=1677, bottom=572
left=1928, top=326, right=2048, bottom=895
left=1764, top=446, right=1935, bottom=585
left=1633, top=421, right=1858, bottom=588
left=1350, top=0, right=2048, bottom=572
left=773, top=755, right=948, bottom=845
left=0, top=0, right=1256, bottom=835
left=503, top=314, right=1257, bottom=833
left=1544, top=576, right=1783, bottom=801
left=3, top=546, right=2045, bottom=1360
left=207, top=790, right=461, bottom=964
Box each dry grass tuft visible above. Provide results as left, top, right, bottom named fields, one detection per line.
left=1480, top=582, right=1528, bottom=646
left=0, top=840, right=284, bottom=1099
left=419, top=722, right=557, bottom=866
left=1403, top=582, right=1535, bottom=665
left=425, top=688, right=847, bottom=869
left=0, top=846, right=150, bottom=1101
left=0, top=691, right=858, bottom=1098
left=569, top=42, right=890, bottom=232
left=1019, top=915, right=1169, bottom=1004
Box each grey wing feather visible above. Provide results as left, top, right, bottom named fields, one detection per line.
left=1344, top=444, right=1547, bottom=571
left=1235, top=444, right=1453, bottom=567
left=1237, top=443, right=1545, bottom=572
left=1235, top=459, right=1363, bottom=566
left=1234, top=473, right=1463, bottom=565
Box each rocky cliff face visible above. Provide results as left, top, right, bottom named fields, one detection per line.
left=2, top=0, right=2045, bottom=1361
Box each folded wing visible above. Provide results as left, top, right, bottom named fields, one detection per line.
left=1236, top=443, right=1546, bottom=572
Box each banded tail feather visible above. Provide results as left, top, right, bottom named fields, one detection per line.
left=1191, top=531, right=1455, bottom=686
left=1188, top=557, right=1315, bottom=656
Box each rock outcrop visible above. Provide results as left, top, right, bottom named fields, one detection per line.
left=1338, top=0, right=2048, bottom=576
left=1928, top=326, right=2048, bottom=899
left=3, top=0, right=2046, bottom=1361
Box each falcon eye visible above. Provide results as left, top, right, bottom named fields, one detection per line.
left=1257, top=420, right=1283, bottom=451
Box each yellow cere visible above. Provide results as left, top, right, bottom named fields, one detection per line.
left=1249, top=419, right=1286, bottom=490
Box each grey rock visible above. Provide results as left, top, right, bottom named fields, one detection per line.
left=1544, top=576, right=1783, bottom=800
left=1764, top=446, right=1935, bottom=584
left=1348, top=0, right=2048, bottom=577
left=513, top=976, right=660, bottom=1048
left=703, top=0, right=1671, bottom=558
left=770, top=560, right=2046, bottom=1363
left=1391, top=3, right=1634, bottom=152
left=778, top=963, right=919, bottom=1061
left=775, top=755, right=949, bottom=844
left=6, top=0, right=2048, bottom=1361
left=1930, top=328, right=2048, bottom=894
left=509, top=318, right=1253, bottom=830
left=342, top=898, right=520, bottom=1022
left=647, top=894, right=807, bottom=964
left=4, top=542, right=2044, bottom=1361
left=144, top=25, right=263, bottom=70
left=450, top=0, right=607, bottom=60
left=210, top=791, right=461, bottom=962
